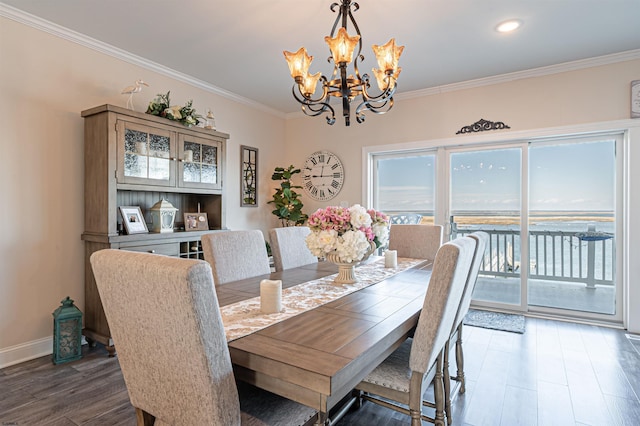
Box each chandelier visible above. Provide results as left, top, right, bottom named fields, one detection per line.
left=283, top=0, right=404, bottom=126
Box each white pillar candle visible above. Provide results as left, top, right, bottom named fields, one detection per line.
left=260, top=279, right=282, bottom=314
left=183, top=149, right=193, bottom=163
left=384, top=250, right=398, bottom=268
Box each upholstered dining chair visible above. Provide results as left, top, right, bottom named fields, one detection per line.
left=201, top=230, right=271, bottom=285
left=269, top=226, right=318, bottom=272
left=442, top=231, right=489, bottom=423
left=90, top=249, right=317, bottom=426
left=355, top=236, right=477, bottom=426
left=388, top=224, right=444, bottom=260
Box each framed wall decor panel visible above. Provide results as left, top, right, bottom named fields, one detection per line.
left=241, top=145, right=258, bottom=207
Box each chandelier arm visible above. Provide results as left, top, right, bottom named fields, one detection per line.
left=291, top=77, right=330, bottom=105
left=347, top=2, right=364, bottom=81
left=355, top=96, right=394, bottom=124
left=360, top=74, right=398, bottom=102
left=302, top=102, right=336, bottom=125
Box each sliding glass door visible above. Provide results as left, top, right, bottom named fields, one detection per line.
left=370, top=132, right=622, bottom=321
left=448, top=146, right=525, bottom=309
left=445, top=136, right=620, bottom=319
left=528, top=138, right=617, bottom=315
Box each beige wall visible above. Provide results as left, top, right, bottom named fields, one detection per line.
left=0, top=17, right=286, bottom=360
left=283, top=59, right=640, bottom=333
left=1, top=14, right=639, bottom=364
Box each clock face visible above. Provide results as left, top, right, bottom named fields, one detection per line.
left=302, top=151, right=344, bottom=201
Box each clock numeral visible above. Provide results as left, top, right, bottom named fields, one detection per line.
left=331, top=163, right=340, bottom=170
left=319, top=189, right=326, bottom=199
left=333, top=172, right=342, bottom=178
left=331, top=180, right=340, bottom=189
left=327, top=188, right=335, bottom=195
left=318, top=154, right=325, bottom=163
left=305, top=181, right=313, bottom=190
left=310, top=157, right=318, bottom=166
left=311, top=187, right=318, bottom=196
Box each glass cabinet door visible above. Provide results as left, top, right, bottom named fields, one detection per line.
left=178, top=134, right=222, bottom=190
left=117, top=120, right=176, bottom=187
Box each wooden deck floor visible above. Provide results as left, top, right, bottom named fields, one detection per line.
left=2, top=317, right=639, bottom=425
left=473, top=276, right=616, bottom=316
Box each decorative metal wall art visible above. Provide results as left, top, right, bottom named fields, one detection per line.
left=456, top=118, right=511, bottom=135
left=241, top=145, right=258, bottom=207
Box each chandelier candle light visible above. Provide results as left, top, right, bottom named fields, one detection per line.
left=283, top=0, right=404, bottom=126
left=306, top=205, right=390, bottom=283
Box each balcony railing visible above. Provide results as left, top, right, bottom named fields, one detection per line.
left=451, top=222, right=615, bottom=288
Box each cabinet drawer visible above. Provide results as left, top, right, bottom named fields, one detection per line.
left=122, top=242, right=180, bottom=256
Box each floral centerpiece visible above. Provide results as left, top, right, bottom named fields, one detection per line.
left=146, top=91, right=202, bottom=127
left=306, top=204, right=390, bottom=283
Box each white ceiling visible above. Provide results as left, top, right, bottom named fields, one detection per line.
left=3, top=0, right=640, bottom=114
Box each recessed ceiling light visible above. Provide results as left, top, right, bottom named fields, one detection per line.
left=496, top=19, right=523, bottom=33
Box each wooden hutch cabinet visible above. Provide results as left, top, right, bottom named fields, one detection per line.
left=81, top=104, right=228, bottom=355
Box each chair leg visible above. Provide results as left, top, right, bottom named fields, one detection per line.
left=455, top=323, right=466, bottom=394
left=409, top=373, right=426, bottom=426
left=135, top=408, right=155, bottom=426
left=434, top=350, right=446, bottom=426
left=443, top=340, right=452, bottom=424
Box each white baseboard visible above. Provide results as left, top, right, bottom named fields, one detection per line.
left=0, top=337, right=53, bottom=369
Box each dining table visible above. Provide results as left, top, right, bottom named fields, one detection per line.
left=216, top=256, right=434, bottom=425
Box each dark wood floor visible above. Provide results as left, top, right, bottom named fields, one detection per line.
left=2, top=317, right=640, bottom=425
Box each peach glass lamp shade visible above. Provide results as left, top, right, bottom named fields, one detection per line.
left=372, top=38, right=404, bottom=73
left=301, top=71, right=322, bottom=96
left=325, top=27, right=360, bottom=64
left=373, top=67, right=402, bottom=91
left=284, top=47, right=313, bottom=80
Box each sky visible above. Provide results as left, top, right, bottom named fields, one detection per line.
left=377, top=139, right=616, bottom=213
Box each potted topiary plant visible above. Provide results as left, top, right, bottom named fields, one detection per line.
left=268, top=165, right=308, bottom=227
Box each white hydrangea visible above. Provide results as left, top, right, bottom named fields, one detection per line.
left=305, top=229, right=338, bottom=257
left=372, top=222, right=390, bottom=247
left=349, top=204, right=372, bottom=229
left=335, top=230, right=370, bottom=262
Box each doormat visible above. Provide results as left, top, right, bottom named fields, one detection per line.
left=463, top=309, right=525, bottom=334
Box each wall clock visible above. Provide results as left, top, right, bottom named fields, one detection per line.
left=302, top=150, right=344, bottom=201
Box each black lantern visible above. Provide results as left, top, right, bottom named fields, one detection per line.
left=52, top=296, right=83, bottom=364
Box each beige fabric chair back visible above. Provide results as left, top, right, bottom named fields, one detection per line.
left=452, top=231, right=489, bottom=332
left=90, top=250, right=241, bottom=425
left=409, top=236, right=476, bottom=374
left=201, top=230, right=271, bottom=285
left=388, top=224, right=443, bottom=260
left=269, top=226, right=317, bottom=271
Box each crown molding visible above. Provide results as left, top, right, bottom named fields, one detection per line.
left=0, top=3, right=286, bottom=118
left=396, top=49, right=640, bottom=101
left=3, top=2, right=638, bottom=119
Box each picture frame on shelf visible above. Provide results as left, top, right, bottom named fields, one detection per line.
left=241, top=145, right=258, bottom=207
left=184, top=212, right=209, bottom=231
left=119, top=206, right=148, bottom=234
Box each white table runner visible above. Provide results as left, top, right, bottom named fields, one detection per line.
left=221, top=257, right=425, bottom=342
